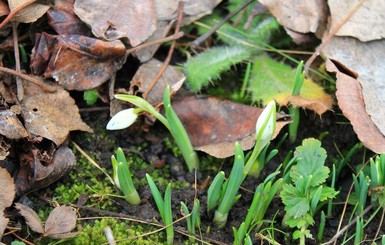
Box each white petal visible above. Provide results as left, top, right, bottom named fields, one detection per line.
left=106, top=109, right=138, bottom=130
left=255, top=100, right=276, bottom=144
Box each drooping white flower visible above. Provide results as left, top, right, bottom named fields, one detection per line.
left=106, top=108, right=139, bottom=130
left=255, top=100, right=276, bottom=148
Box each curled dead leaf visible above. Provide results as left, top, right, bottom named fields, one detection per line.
left=327, top=59, right=385, bottom=153
left=30, top=33, right=126, bottom=91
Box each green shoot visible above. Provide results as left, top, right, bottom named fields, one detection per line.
left=280, top=138, right=338, bottom=245
left=288, top=61, right=304, bottom=143
left=111, top=147, right=140, bottom=205
left=146, top=174, right=174, bottom=245
left=233, top=167, right=283, bottom=245
left=180, top=199, right=201, bottom=242
left=317, top=211, right=326, bottom=243
left=108, top=85, right=199, bottom=171
left=354, top=217, right=363, bottom=245
left=369, top=154, right=385, bottom=207
left=352, top=171, right=370, bottom=216
left=207, top=142, right=245, bottom=228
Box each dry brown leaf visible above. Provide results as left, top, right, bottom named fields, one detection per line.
left=259, top=0, right=327, bottom=37
left=30, top=145, right=75, bottom=191
left=0, top=110, right=28, bottom=139
left=129, top=59, right=185, bottom=105
left=47, top=0, right=91, bottom=35
left=21, top=82, right=92, bottom=145
left=173, top=96, right=290, bottom=158
left=15, top=203, right=44, bottom=234
left=0, top=167, right=15, bottom=211
left=0, top=136, right=11, bottom=160
left=328, top=0, right=385, bottom=42
left=327, top=59, right=385, bottom=153
left=134, top=21, right=171, bottom=62
left=0, top=1, right=9, bottom=17
left=44, top=206, right=77, bottom=238
left=0, top=216, right=8, bottom=239
left=0, top=167, right=15, bottom=239
left=74, top=0, right=157, bottom=46
left=8, top=0, right=49, bottom=23
left=182, top=0, right=223, bottom=25
left=323, top=37, right=385, bottom=137
left=30, top=33, right=127, bottom=91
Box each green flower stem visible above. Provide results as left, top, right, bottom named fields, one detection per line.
left=163, top=85, right=199, bottom=171
left=114, top=94, right=170, bottom=129
left=243, top=142, right=263, bottom=179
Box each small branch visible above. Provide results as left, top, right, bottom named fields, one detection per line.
left=142, top=1, right=184, bottom=99
left=0, top=0, right=37, bottom=30
left=191, top=0, right=254, bottom=48
left=322, top=204, right=374, bottom=245
left=125, top=31, right=184, bottom=55
left=304, top=0, right=366, bottom=76
left=0, top=66, right=57, bottom=93
left=12, top=22, right=24, bottom=100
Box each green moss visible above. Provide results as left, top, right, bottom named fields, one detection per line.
left=163, top=137, right=182, bottom=157
left=70, top=218, right=166, bottom=245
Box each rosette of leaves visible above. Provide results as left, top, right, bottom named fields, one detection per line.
left=280, top=138, right=338, bottom=245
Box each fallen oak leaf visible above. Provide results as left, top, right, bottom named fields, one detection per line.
left=15, top=203, right=44, bottom=234
left=0, top=110, right=28, bottom=139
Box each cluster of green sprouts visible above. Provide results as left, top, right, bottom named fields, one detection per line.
left=106, top=85, right=279, bottom=243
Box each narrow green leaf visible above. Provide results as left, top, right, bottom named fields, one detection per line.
left=146, top=174, right=165, bottom=220
left=207, top=171, right=225, bottom=212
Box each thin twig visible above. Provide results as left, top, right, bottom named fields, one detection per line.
left=0, top=0, right=37, bottom=30
left=142, top=1, right=184, bottom=99
left=125, top=31, right=184, bottom=55
left=191, top=0, right=254, bottom=48
left=72, top=141, right=115, bottom=185
left=322, top=204, right=374, bottom=245
left=304, top=0, right=366, bottom=76
left=12, top=22, right=24, bottom=100
left=0, top=66, right=57, bottom=92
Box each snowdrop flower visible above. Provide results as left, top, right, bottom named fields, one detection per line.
left=106, top=108, right=142, bottom=130
left=255, top=100, right=276, bottom=148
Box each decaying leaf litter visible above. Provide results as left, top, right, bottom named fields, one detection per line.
left=0, top=0, right=384, bottom=244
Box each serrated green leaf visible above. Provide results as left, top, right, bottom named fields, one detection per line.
left=184, top=46, right=251, bottom=92
left=248, top=55, right=332, bottom=113
left=291, top=138, right=329, bottom=187
left=281, top=184, right=309, bottom=219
